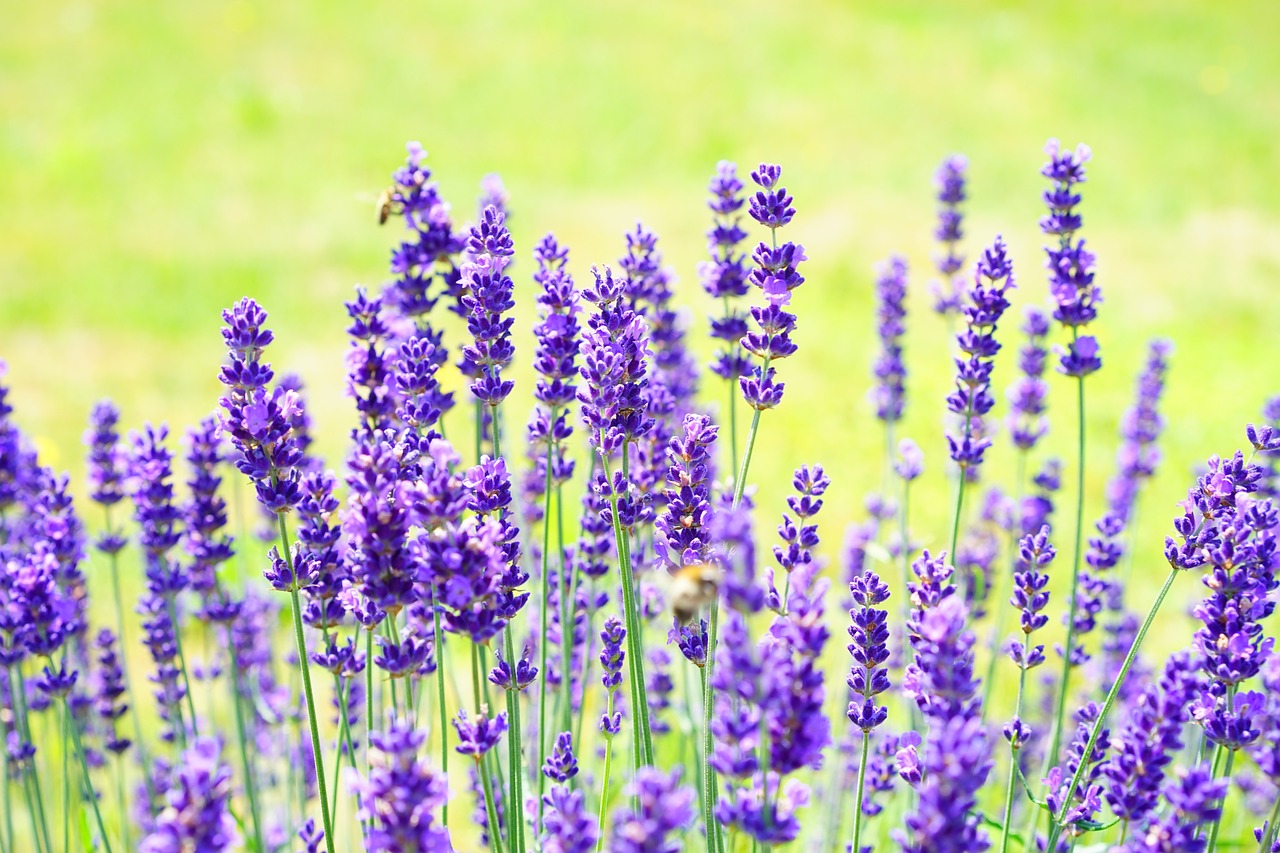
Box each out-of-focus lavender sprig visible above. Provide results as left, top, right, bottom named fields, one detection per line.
left=1006, top=308, right=1051, bottom=452
left=767, top=464, right=829, bottom=614
left=869, top=255, right=909, bottom=426
left=357, top=717, right=450, bottom=853
left=1043, top=702, right=1111, bottom=843
left=929, top=154, right=968, bottom=324
left=1101, top=651, right=1200, bottom=829
left=138, top=737, right=239, bottom=853
left=700, top=162, right=752, bottom=462
left=1108, top=341, right=1172, bottom=524
left=607, top=767, right=695, bottom=853
left=1118, top=765, right=1226, bottom=853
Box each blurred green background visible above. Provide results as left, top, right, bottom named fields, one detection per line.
left=5, top=0, right=1279, bottom=556
left=3, top=0, right=1280, bottom=845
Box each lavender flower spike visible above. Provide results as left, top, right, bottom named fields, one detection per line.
left=358, top=718, right=452, bottom=852
left=1041, top=139, right=1100, bottom=377
left=606, top=767, right=696, bottom=853
left=869, top=255, right=909, bottom=424
left=739, top=163, right=805, bottom=413
left=930, top=154, right=968, bottom=322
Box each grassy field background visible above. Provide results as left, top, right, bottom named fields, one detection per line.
left=2, top=0, right=1280, bottom=841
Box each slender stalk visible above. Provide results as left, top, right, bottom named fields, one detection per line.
left=849, top=732, right=872, bottom=853
left=703, top=600, right=722, bottom=853
left=998, top=614, right=1034, bottom=853
left=60, top=700, right=69, bottom=853
left=471, top=643, right=505, bottom=853
left=432, top=607, right=450, bottom=826
left=113, top=754, right=131, bottom=852
left=536, top=438, right=556, bottom=829
left=1045, top=366, right=1087, bottom=771
left=599, top=452, right=654, bottom=770
left=2, top=726, right=12, bottom=853
left=1042, top=566, right=1177, bottom=852
left=164, top=593, right=200, bottom=739
left=12, top=667, right=53, bottom=853
left=276, top=514, right=336, bottom=853
left=983, top=451, right=1027, bottom=718
left=502, top=628, right=527, bottom=853
left=557, top=483, right=576, bottom=740
left=1205, top=747, right=1236, bottom=853
left=595, top=730, right=616, bottom=849
left=62, top=695, right=113, bottom=853
left=102, top=510, right=150, bottom=787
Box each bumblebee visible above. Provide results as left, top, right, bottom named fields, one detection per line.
left=668, top=562, right=721, bottom=626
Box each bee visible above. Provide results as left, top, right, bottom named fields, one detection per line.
left=668, top=562, right=722, bottom=626
left=376, top=187, right=395, bottom=225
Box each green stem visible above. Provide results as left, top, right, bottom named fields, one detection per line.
left=472, top=644, right=505, bottom=853
left=703, top=600, right=722, bottom=853
left=998, top=629, right=1033, bottom=853
left=1205, top=748, right=1236, bottom=853
left=277, top=514, right=336, bottom=853
left=2, top=724, right=12, bottom=853
left=983, top=451, right=1027, bottom=720
left=536, top=433, right=556, bottom=829
left=556, top=482, right=575, bottom=740
left=63, top=696, right=113, bottom=853
left=1043, top=566, right=1177, bottom=852
left=503, top=629, right=527, bottom=853
left=114, top=754, right=131, bottom=852
left=600, top=452, right=654, bottom=770
left=595, top=705, right=616, bottom=853
left=12, top=667, right=52, bottom=853
left=432, top=607, right=450, bottom=827
left=60, top=700, right=69, bottom=853
left=849, top=731, right=872, bottom=853
left=1045, top=369, right=1086, bottom=773
left=164, top=591, right=200, bottom=740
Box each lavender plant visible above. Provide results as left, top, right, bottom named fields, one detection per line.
left=1, top=137, right=1278, bottom=853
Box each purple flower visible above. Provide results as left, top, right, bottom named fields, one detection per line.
left=1006, top=525, right=1055, bottom=674
left=578, top=265, right=655, bottom=457
left=945, top=236, right=1014, bottom=474
left=489, top=643, right=537, bottom=692
left=453, top=708, right=508, bottom=758
left=1108, top=340, right=1172, bottom=523
left=894, top=438, right=925, bottom=483
left=139, top=738, right=239, bottom=852
left=599, top=616, right=626, bottom=736
left=1040, top=139, right=1101, bottom=376
left=768, top=464, right=830, bottom=612
left=1044, top=703, right=1111, bottom=838
left=93, top=628, right=132, bottom=754
left=870, top=255, right=909, bottom=423
left=358, top=718, right=451, bottom=852
left=739, top=163, right=805, bottom=411
left=217, top=298, right=304, bottom=513
left=701, top=162, right=752, bottom=385
left=1103, top=652, right=1200, bottom=824
left=183, top=417, right=237, bottom=622
left=459, top=205, right=517, bottom=407
left=930, top=154, right=968, bottom=320
left=847, top=572, right=892, bottom=732
left=654, top=414, right=718, bottom=571
left=1120, top=765, right=1226, bottom=852
left=541, top=784, right=597, bottom=853
left=382, top=142, right=465, bottom=321
left=898, top=594, right=993, bottom=853
left=342, top=431, right=417, bottom=619
left=1005, top=308, right=1051, bottom=451
left=607, top=767, right=696, bottom=853
left=84, top=400, right=128, bottom=522
left=542, top=730, right=579, bottom=783
left=344, top=288, right=398, bottom=433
